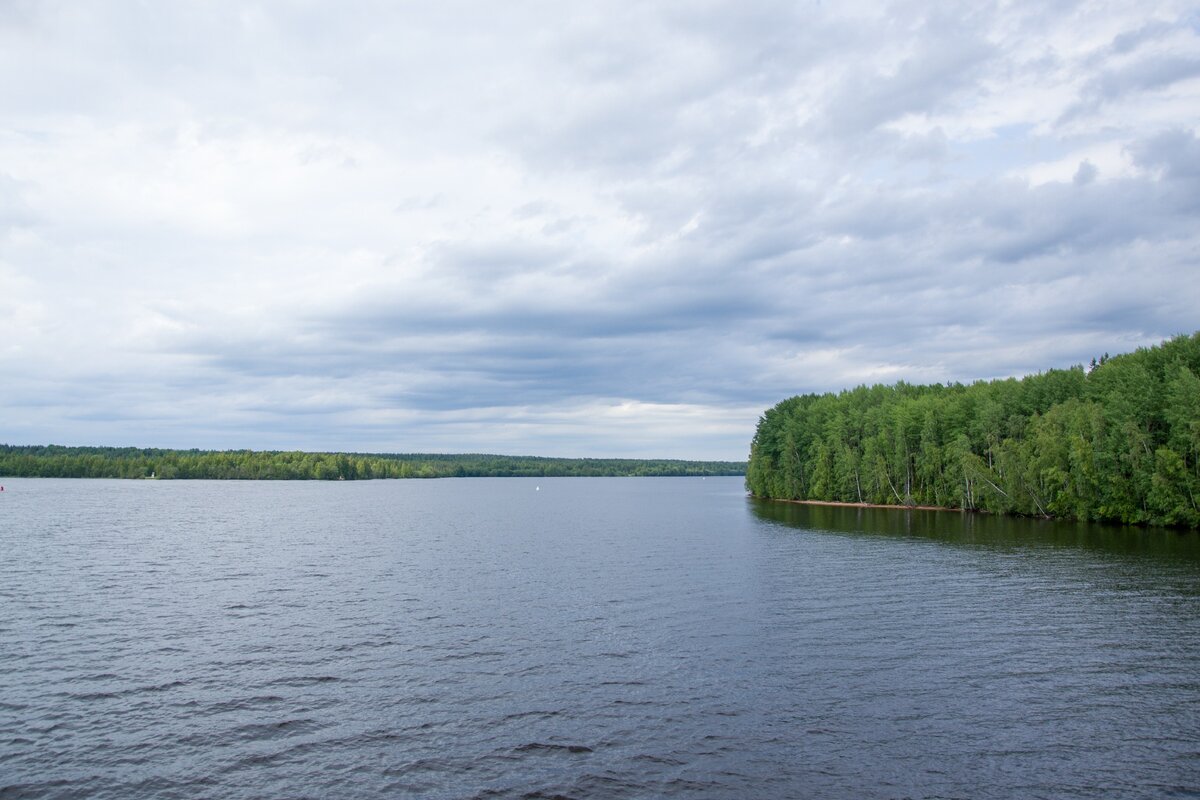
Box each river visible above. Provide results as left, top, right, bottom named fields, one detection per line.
left=2, top=477, right=1197, bottom=798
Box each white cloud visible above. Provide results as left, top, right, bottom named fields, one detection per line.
left=1, top=1, right=1198, bottom=460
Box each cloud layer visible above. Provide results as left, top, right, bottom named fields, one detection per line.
left=2, top=1, right=1198, bottom=459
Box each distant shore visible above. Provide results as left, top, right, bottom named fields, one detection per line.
left=0, top=444, right=746, bottom=481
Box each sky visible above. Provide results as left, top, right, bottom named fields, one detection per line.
left=1, top=1, right=1198, bottom=460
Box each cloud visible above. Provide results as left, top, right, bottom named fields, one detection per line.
left=1129, top=128, right=1200, bottom=181
left=1073, top=159, right=1099, bottom=185
left=1, top=2, right=1198, bottom=459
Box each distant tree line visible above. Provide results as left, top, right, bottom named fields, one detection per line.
left=746, top=333, right=1200, bottom=528
left=0, top=446, right=745, bottom=481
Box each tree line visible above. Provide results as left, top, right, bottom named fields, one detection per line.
left=0, top=446, right=745, bottom=481
left=746, top=333, right=1200, bottom=528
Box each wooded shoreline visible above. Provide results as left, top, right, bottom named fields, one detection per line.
left=764, top=496, right=974, bottom=513
left=0, top=445, right=746, bottom=480
left=747, top=333, right=1200, bottom=529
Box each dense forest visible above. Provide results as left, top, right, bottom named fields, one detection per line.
left=0, top=447, right=745, bottom=480
left=747, top=333, right=1200, bottom=528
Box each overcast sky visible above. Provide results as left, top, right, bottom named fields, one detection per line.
left=2, top=2, right=1198, bottom=460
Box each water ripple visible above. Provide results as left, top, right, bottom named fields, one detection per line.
left=1, top=477, right=1198, bottom=799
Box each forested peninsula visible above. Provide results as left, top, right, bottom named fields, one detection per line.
left=0, top=447, right=745, bottom=481
left=746, top=333, right=1200, bottom=528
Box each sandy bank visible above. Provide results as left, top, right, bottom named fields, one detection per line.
left=763, top=497, right=970, bottom=513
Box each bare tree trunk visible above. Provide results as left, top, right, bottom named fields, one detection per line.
left=883, top=469, right=905, bottom=505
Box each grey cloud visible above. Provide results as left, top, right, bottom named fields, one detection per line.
left=816, top=12, right=996, bottom=140
left=494, top=5, right=844, bottom=176
left=1092, top=55, right=1200, bottom=99
left=426, top=239, right=574, bottom=279
left=159, top=152, right=1198, bottom=413
left=2, top=2, right=1198, bottom=458
left=1129, top=129, right=1200, bottom=181
left=1110, top=19, right=1177, bottom=55
left=1073, top=160, right=1098, bottom=185
left=1064, top=54, right=1200, bottom=121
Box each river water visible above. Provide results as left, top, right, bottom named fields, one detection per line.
left=1, top=477, right=1197, bottom=798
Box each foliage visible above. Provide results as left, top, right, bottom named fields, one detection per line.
left=0, top=446, right=745, bottom=481
left=746, top=333, right=1200, bottom=528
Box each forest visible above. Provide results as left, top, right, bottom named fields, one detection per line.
left=746, top=333, right=1200, bottom=528
left=0, top=447, right=745, bottom=481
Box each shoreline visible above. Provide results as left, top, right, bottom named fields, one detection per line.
left=761, top=496, right=973, bottom=514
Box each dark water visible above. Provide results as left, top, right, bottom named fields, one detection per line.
left=2, top=477, right=1198, bottom=799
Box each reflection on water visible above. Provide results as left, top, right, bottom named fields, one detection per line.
left=752, top=498, right=1200, bottom=562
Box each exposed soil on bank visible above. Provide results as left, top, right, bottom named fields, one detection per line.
left=763, top=497, right=972, bottom=513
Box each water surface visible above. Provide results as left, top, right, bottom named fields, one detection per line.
left=1, top=478, right=1197, bottom=798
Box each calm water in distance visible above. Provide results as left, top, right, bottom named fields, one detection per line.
left=2, top=477, right=1198, bottom=799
